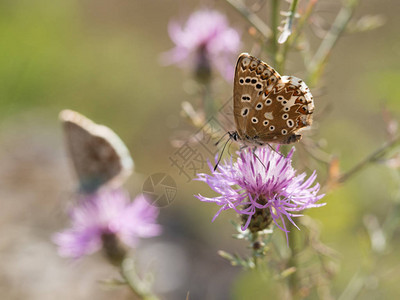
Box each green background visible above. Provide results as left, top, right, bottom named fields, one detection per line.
left=0, top=0, right=399, bottom=299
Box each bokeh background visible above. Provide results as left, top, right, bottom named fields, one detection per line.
left=0, top=0, right=399, bottom=299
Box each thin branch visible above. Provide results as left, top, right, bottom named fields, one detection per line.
left=120, top=258, right=159, bottom=300
left=307, top=0, right=358, bottom=86
left=338, top=271, right=364, bottom=300
left=338, top=136, right=400, bottom=184
left=270, top=0, right=280, bottom=68
left=279, top=0, right=319, bottom=72
left=226, top=0, right=272, bottom=41
left=278, top=0, right=299, bottom=44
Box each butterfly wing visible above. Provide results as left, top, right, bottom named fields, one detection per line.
left=60, top=110, right=134, bottom=193
left=233, top=53, right=314, bottom=145
left=233, top=53, right=281, bottom=141
left=254, top=76, right=314, bottom=144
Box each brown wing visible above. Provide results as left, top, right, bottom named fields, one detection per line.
left=233, top=53, right=281, bottom=140
left=233, top=53, right=314, bottom=145
left=254, top=76, right=314, bottom=144
left=60, top=110, right=134, bottom=193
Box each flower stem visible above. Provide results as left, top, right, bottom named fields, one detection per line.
left=288, top=222, right=300, bottom=300
left=251, top=232, right=259, bottom=269
left=202, top=80, right=215, bottom=120
left=120, top=258, right=159, bottom=300
left=338, top=136, right=400, bottom=184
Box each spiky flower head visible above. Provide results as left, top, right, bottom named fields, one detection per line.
left=161, top=9, right=241, bottom=81
left=53, top=190, right=161, bottom=260
left=195, top=147, right=325, bottom=241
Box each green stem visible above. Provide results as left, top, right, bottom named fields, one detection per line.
left=279, top=0, right=318, bottom=72
left=338, top=136, right=400, bottom=184
left=307, top=0, right=358, bottom=86
left=201, top=80, right=215, bottom=120
left=288, top=222, right=300, bottom=300
left=226, top=0, right=272, bottom=41
left=287, top=0, right=299, bottom=32
left=270, top=0, right=280, bottom=69
left=120, top=258, right=159, bottom=300
left=251, top=232, right=259, bottom=269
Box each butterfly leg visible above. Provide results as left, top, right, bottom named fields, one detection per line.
left=266, top=143, right=286, bottom=158
left=214, top=133, right=236, bottom=171
left=251, top=146, right=267, bottom=170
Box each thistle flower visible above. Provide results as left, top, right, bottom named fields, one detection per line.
left=53, top=190, right=161, bottom=260
left=161, top=9, right=241, bottom=81
left=195, top=147, right=324, bottom=241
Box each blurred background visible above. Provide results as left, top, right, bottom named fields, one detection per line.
left=0, top=0, right=399, bottom=299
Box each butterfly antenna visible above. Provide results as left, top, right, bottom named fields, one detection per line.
left=214, top=135, right=232, bottom=171
left=215, top=131, right=230, bottom=146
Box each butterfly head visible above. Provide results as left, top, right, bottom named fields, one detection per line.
left=228, top=131, right=240, bottom=142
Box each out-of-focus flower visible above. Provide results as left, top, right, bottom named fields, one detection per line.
left=195, top=147, right=324, bottom=241
left=53, top=190, right=161, bottom=260
left=161, top=9, right=241, bottom=82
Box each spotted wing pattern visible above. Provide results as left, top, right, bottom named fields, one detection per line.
left=233, top=53, right=314, bottom=145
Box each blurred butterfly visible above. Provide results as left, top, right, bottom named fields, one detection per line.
left=59, top=109, right=134, bottom=193
left=230, top=53, right=314, bottom=146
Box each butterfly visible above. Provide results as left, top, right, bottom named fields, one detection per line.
left=59, top=109, right=134, bottom=193
left=230, top=53, right=314, bottom=146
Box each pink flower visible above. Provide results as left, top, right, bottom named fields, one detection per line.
left=161, top=9, right=241, bottom=81
left=195, top=147, right=325, bottom=241
left=54, top=190, right=161, bottom=259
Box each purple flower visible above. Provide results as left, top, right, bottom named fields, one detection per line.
left=161, top=9, right=241, bottom=81
left=195, top=147, right=325, bottom=241
left=53, top=190, right=161, bottom=259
